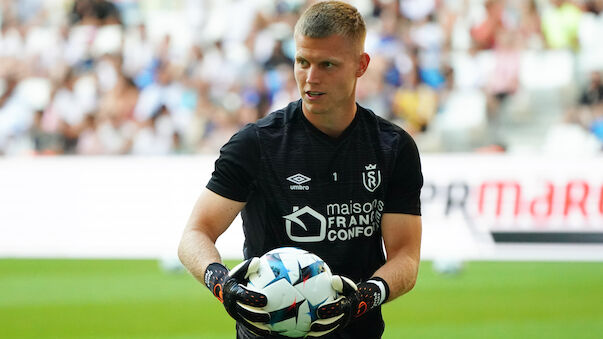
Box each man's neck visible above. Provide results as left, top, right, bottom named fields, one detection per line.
left=302, top=102, right=357, bottom=138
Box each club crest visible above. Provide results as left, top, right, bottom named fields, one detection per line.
left=362, top=164, right=381, bottom=192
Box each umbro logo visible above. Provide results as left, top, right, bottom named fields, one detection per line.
left=287, top=174, right=311, bottom=190
left=287, top=174, right=311, bottom=185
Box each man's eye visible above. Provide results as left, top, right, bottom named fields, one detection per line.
left=323, top=62, right=333, bottom=68
left=297, top=59, right=309, bottom=67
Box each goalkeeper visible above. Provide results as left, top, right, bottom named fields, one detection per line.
left=178, top=1, right=423, bottom=338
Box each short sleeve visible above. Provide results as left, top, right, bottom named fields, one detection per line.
left=384, top=134, right=423, bottom=215
left=206, top=124, right=260, bottom=202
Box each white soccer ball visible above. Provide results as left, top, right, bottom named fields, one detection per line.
left=246, top=247, right=338, bottom=338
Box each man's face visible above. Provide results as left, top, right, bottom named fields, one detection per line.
left=294, top=33, right=368, bottom=116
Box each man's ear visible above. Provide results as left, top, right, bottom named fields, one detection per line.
left=356, top=53, right=370, bottom=77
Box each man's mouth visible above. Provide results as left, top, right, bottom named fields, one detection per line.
left=306, top=91, right=325, bottom=98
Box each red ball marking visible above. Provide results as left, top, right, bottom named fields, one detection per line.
left=287, top=298, right=298, bottom=311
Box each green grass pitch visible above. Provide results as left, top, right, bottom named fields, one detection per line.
left=1, top=259, right=602, bottom=339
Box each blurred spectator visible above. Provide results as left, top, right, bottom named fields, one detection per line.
left=391, top=65, right=438, bottom=134
left=98, top=72, right=139, bottom=121
left=578, top=0, right=603, bottom=50
left=45, top=69, right=96, bottom=153
left=76, top=113, right=104, bottom=155
left=198, top=105, right=240, bottom=154
left=69, top=0, right=121, bottom=26
left=485, top=30, right=520, bottom=120
left=578, top=71, right=603, bottom=145
left=517, top=0, right=544, bottom=49
left=400, top=0, right=436, bottom=22
left=591, top=110, right=603, bottom=143
left=579, top=71, right=603, bottom=106
left=409, top=13, right=445, bottom=88
left=131, top=105, right=174, bottom=155
left=357, top=55, right=391, bottom=119
left=470, top=0, right=507, bottom=50
left=122, top=23, right=154, bottom=78
left=0, top=75, right=34, bottom=154
left=541, top=0, right=582, bottom=50
left=263, top=39, right=293, bottom=70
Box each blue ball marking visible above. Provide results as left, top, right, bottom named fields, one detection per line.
left=265, top=253, right=293, bottom=286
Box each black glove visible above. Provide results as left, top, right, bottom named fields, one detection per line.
left=306, top=276, right=390, bottom=337
left=204, top=258, right=272, bottom=335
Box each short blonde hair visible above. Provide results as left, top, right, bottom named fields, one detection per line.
left=294, top=1, right=366, bottom=49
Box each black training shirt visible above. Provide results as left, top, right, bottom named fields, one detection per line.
left=207, top=100, right=423, bottom=338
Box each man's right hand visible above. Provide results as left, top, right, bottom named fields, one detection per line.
left=204, top=259, right=272, bottom=335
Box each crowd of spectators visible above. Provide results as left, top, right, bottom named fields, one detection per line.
left=1, top=0, right=602, bottom=156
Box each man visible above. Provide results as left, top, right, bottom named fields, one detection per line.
left=178, top=1, right=423, bottom=338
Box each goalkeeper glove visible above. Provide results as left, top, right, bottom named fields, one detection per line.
left=306, top=276, right=390, bottom=337
left=204, top=258, right=272, bottom=335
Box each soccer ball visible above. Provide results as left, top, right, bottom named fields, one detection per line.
left=245, top=247, right=338, bottom=338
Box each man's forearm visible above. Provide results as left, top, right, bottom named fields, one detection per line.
left=178, top=228, right=223, bottom=284
left=372, top=252, right=420, bottom=301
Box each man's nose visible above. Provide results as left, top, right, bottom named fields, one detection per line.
left=306, top=66, right=320, bottom=84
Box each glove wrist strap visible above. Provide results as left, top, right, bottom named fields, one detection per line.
left=366, top=276, right=390, bottom=306
left=204, top=262, right=229, bottom=302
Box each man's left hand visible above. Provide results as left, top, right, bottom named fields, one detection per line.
left=306, top=275, right=389, bottom=337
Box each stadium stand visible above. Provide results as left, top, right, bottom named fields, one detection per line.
left=0, top=0, right=602, bottom=156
